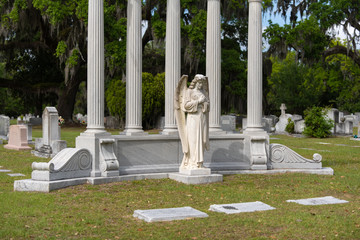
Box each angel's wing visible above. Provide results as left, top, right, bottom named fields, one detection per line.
left=174, top=75, right=189, bottom=154
left=203, top=76, right=209, bottom=100
left=203, top=76, right=210, bottom=150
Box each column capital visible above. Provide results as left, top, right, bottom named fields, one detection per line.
left=248, top=0, right=262, bottom=3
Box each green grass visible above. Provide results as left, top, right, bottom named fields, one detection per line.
left=0, top=129, right=359, bottom=239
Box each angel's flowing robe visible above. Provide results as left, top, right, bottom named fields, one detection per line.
left=181, top=88, right=210, bottom=169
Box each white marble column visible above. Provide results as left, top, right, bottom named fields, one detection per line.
left=124, top=0, right=144, bottom=135
left=245, top=0, right=263, bottom=132
left=162, top=0, right=181, bottom=135
left=206, top=0, right=223, bottom=133
left=86, top=0, right=106, bottom=134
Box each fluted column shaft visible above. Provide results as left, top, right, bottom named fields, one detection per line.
left=206, top=0, right=222, bottom=132
left=163, top=0, right=181, bottom=134
left=125, top=0, right=144, bottom=134
left=246, top=0, right=263, bottom=132
left=86, top=0, right=106, bottom=133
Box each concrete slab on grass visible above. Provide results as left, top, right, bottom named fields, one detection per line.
left=286, top=196, right=349, bottom=205
left=0, top=169, right=11, bottom=173
left=133, top=207, right=208, bottom=222
left=209, top=201, right=276, bottom=214
left=8, top=173, right=25, bottom=177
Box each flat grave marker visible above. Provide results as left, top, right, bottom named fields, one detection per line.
left=286, top=196, right=349, bottom=206
left=8, top=173, right=25, bottom=177
left=133, top=207, right=208, bottom=222
left=209, top=201, right=276, bottom=214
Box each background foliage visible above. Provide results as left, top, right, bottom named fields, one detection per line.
left=0, top=0, right=360, bottom=127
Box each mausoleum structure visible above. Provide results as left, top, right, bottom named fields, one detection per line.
left=14, top=0, right=333, bottom=192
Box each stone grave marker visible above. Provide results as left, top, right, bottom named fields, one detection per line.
left=8, top=173, right=25, bottom=177
left=29, top=117, right=42, bottom=126
left=133, top=207, right=208, bottom=222
left=0, top=115, right=10, bottom=140
left=275, top=103, right=292, bottom=133
left=221, top=115, right=236, bottom=132
left=4, top=125, right=32, bottom=150
left=32, top=107, right=66, bottom=158
left=104, top=116, right=120, bottom=129
left=209, top=201, right=276, bottom=214
left=286, top=196, right=348, bottom=205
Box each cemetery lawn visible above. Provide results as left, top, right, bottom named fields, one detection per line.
left=0, top=129, right=359, bottom=239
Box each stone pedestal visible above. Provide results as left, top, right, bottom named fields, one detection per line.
left=169, top=172, right=223, bottom=185
left=4, top=125, right=31, bottom=150
left=170, top=166, right=222, bottom=185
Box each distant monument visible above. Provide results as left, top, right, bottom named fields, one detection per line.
left=4, top=125, right=32, bottom=150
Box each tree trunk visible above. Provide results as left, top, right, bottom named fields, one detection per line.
left=56, top=66, right=86, bottom=122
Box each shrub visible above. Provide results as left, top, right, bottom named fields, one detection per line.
left=285, top=118, right=295, bottom=134
left=105, top=72, right=165, bottom=130
left=303, top=106, right=334, bottom=138
left=105, top=78, right=126, bottom=125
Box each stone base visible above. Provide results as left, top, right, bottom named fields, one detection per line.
left=168, top=173, right=223, bottom=184
left=160, top=129, right=179, bottom=136
left=179, top=168, right=211, bottom=175
left=216, top=167, right=334, bottom=175
left=4, top=144, right=31, bottom=150
left=31, top=150, right=52, bottom=158
left=14, top=178, right=89, bottom=192
left=14, top=167, right=334, bottom=192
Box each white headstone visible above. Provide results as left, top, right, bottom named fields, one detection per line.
left=0, top=115, right=10, bottom=140
left=42, top=107, right=60, bottom=145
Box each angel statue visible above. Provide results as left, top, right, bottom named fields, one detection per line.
left=175, top=74, right=210, bottom=171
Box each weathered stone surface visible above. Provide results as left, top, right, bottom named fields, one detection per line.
left=4, top=125, right=31, bottom=150
left=286, top=196, right=348, bottom=205
left=133, top=207, right=208, bottom=222
left=209, top=201, right=276, bottom=214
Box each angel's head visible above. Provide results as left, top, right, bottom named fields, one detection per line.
left=189, top=74, right=206, bottom=90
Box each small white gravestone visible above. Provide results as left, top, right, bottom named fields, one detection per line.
left=0, top=115, right=10, bottom=140
left=209, top=201, right=276, bottom=214
left=133, top=207, right=208, bottom=222
left=286, top=196, right=348, bottom=205
left=32, top=107, right=66, bottom=158
left=275, top=103, right=292, bottom=133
